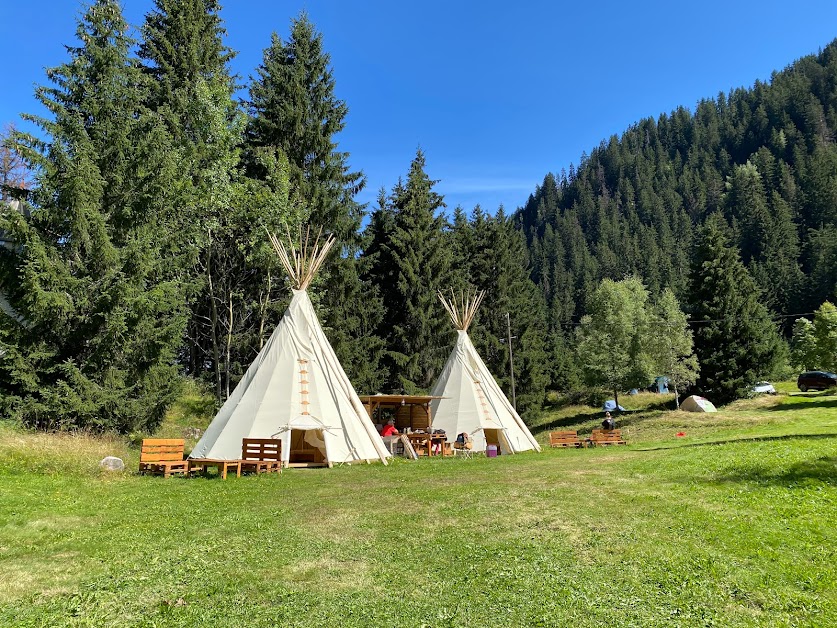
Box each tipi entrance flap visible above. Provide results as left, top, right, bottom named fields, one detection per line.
left=286, top=414, right=342, bottom=431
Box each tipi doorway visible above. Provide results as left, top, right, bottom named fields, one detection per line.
left=482, top=428, right=512, bottom=455
left=288, top=428, right=329, bottom=467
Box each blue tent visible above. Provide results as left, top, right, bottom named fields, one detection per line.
left=651, top=376, right=669, bottom=394
left=602, top=399, right=626, bottom=412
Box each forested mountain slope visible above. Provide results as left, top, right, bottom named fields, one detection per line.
left=517, top=39, right=837, bottom=334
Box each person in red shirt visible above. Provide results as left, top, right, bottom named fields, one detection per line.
left=381, top=419, right=399, bottom=437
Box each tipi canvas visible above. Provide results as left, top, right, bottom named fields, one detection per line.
left=190, top=229, right=390, bottom=467
left=430, top=290, right=541, bottom=454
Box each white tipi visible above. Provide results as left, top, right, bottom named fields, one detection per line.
left=190, top=228, right=391, bottom=467
left=430, top=290, right=541, bottom=454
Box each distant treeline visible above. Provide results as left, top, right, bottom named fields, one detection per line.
left=517, top=41, right=837, bottom=331
left=1, top=0, right=835, bottom=433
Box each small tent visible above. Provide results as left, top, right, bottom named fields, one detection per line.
left=190, top=228, right=391, bottom=467
left=429, top=289, right=541, bottom=454
left=680, top=395, right=717, bottom=413
left=602, top=400, right=626, bottom=412
left=652, top=376, right=669, bottom=394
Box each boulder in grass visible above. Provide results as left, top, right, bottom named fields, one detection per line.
left=99, top=456, right=125, bottom=472
left=182, top=427, right=203, bottom=440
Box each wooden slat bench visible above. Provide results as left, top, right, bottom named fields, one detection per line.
left=549, top=431, right=584, bottom=448
left=139, top=438, right=189, bottom=478
left=589, top=429, right=627, bottom=446
left=241, top=438, right=282, bottom=474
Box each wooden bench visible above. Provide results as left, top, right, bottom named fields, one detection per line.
left=549, top=431, right=584, bottom=448
left=589, top=429, right=627, bottom=446
left=139, top=438, right=189, bottom=478
left=241, top=438, right=282, bottom=474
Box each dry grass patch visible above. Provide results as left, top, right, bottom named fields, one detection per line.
left=284, top=557, right=375, bottom=592
left=0, top=424, right=132, bottom=476
left=0, top=553, right=96, bottom=602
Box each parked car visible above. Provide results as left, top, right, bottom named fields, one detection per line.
left=797, top=371, right=837, bottom=392
left=752, top=381, right=776, bottom=395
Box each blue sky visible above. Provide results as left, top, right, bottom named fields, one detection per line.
left=2, top=1, right=836, bottom=214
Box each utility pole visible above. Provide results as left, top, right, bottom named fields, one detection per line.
left=506, top=312, right=516, bottom=410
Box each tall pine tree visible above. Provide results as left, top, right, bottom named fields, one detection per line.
left=364, top=150, right=451, bottom=392
left=457, top=207, right=549, bottom=420
left=0, top=0, right=185, bottom=431
left=246, top=14, right=378, bottom=387
left=140, top=2, right=304, bottom=402
left=688, top=215, right=783, bottom=404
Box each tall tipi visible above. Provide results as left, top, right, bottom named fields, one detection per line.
left=190, top=229, right=391, bottom=467
left=430, top=290, right=541, bottom=454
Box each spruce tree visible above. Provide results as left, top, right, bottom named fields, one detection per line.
left=246, top=14, right=377, bottom=387
left=0, top=0, right=185, bottom=432
left=688, top=215, right=783, bottom=404
left=467, top=209, right=549, bottom=420
left=140, top=0, right=234, bottom=116
left=139, top=2, right=306, bottom=401
left=247, top=15, right=363, bottom=227
left=365, top=150, right=451, bottom=392
left=139, top=0, right=243, bottom=391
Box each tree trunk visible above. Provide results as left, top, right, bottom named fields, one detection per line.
left=674, top=382, right=680, bottom=410
left=206, top=233, right=222, bottom=403
left=614, top=388, right=619, bottom=413
left=258, top=272, right=272, bottom=350
left=225, top=292, right=234, bottom=399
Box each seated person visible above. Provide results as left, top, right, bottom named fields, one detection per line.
left=602, top=411, right=615, bottom=431
left=454, top=432, right=473, bottom=450
left=381, top=419, right=399, bottom=437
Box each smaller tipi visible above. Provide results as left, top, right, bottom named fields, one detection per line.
left=430, top=289, right=541, bottom=454
left=190, top=227, right=391, bottom=467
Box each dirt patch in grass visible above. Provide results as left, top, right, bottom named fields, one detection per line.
left=0, top=553, right=96, bottom=602
left=283, top=557, right=375, bottom=593
left=25, top=516, right=88, bottom=531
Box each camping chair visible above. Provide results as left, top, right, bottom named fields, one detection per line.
left=453, top=446, right=474, bottom=460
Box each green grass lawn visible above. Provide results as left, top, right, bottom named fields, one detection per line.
left=1, top=386, right=836, bottom=627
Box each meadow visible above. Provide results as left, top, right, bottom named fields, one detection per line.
left=0, top=385, right=835, bottom=627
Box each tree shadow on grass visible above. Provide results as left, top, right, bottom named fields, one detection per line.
left=534, top=411, right=599, bottom=434
left=180, top=395, right=217, bottom=419
left=708, top=455, right=837, bottom=487
left=533, top=401, right=673, bottom=435
left=766, top=396, right=837, bottom=412
left=638, top=432, right=837, bottom=452
left=632, top=398, right=678, bottom=413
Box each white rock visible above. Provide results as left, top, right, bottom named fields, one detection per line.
left=100, top=456, right=125, bottom=472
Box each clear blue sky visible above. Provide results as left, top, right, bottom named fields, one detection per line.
left=2, top=1, right=836, bottom=214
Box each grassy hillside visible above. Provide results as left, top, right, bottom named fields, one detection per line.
left=1, top=386, right=835, bottom=627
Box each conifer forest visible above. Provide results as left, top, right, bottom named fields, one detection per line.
left=3, top=0, right=837, bottom=433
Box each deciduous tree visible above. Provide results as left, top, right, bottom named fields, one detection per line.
left=653, top=288, right=699, bottom=408
left=576, top=276, right=657, bottom=409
